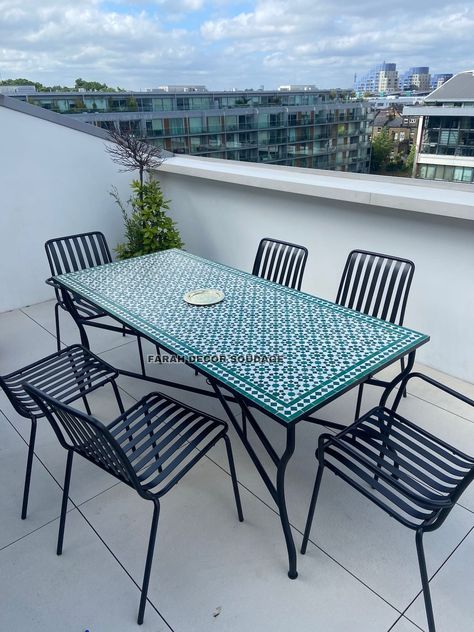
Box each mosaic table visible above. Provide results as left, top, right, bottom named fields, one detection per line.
left=55, top=248, right=429, bottom=578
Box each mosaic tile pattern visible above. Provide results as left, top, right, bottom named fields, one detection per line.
left=56, top=249, right=429, bottom=423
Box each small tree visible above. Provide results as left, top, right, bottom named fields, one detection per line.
left=405, top=143, right=416, bottom=175
left=106, top=130, right=184, bottom=259
left=111, top=180, right=183, bottom=259
left=105, top=129, right=164, bottom=188
left=370, top=128, right=394, bottom=173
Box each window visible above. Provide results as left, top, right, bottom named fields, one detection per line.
left=189, top=117, right=203, bottom=134
left=207, top=116, right=222, bottom=133
left=168, top=118, right=184, bottom=135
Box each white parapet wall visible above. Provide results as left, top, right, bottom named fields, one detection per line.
left=156, top=155, right=474, bottom=384
left=0, top=97, right=133, bottom=312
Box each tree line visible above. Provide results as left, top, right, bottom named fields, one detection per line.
left=0, top=77, right=126, bottom=92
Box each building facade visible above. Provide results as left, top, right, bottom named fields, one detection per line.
left=399, top=67, right=431, bottom=92
left=14, top=89, right=373, bottom=172
left=404, top=70, right=474, bottom=184
left=354, top=63, right=398, bottom=95
left=429, top=73, right=453, bottom=91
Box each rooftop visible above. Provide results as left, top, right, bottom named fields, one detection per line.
left=1, top=82, right=474, bottom=632
left=1, top=300, right=473, bottom=632
left=426, top=70, right=474, bottom=102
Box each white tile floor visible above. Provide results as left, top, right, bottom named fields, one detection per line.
left=1, top=299, right=473, bottom=632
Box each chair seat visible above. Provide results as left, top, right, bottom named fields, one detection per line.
left=2, top=345, right=118, bottom=419
left=321, top=407, right=474, bottom=529
left=108, top=393, right=227, bottom=495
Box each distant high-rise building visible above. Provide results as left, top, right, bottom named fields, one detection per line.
left=278, top=85, right=318, bottom=92
left=429, top=73, right=453, bottom=91
left=0, top=84, right=37, bottom=96
left=404, top=70, right=474, bottom=184
left=399, top=67, right=431, bottom=92
left=12, top=88, right=374, bottom=173
left=152, top=85, right=207, bottom=93
left=354, top=63, right=398, bottom=95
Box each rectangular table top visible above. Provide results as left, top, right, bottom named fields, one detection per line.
left=55, top=249, right=429, bottom=423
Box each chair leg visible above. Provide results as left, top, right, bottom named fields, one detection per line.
left=416, top=529, right=436, bottom=632
left=111, top=380, right=125, bottom=414
left=54, top=302, right=61, bottom=352
left=354, top=383, right=364, bottom=421
left=21, top=420, right=37, bottom=520
left=223, top=435, right=244, bottom=522
left=57, top=451, right=74, bottom=556
left=137, top=336, right=146, bottom=377
left=122, top=323, right=126, bottom=337
left=401, top=357, right=407, bottom=398
left=82, top=395, right=92, bottom=416
left=137, top=500, right=160, bottom=625
left=301, top=461, right=324, bottom=554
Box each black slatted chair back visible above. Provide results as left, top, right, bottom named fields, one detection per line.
left=24, top=383, right=138, bottom=489
left=252, top=238, right=308, bottom=290
left=336, top=249, right=415, bottom=325
left=45, top=231, right=112, bottom=277
left=45, top=231, right=112, bottom=307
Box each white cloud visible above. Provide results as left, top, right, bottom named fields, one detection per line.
left=0, top=0, right=472, bottom=89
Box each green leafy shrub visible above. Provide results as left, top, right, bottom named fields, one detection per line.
left=111, top=179, right=183, bottom=260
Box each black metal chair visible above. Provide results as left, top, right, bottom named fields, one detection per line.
left=0, top=345, right=124, bottom=519
left=45, top=231, right=146, bottom=374
left=336, top=249, right=415, bottom=419
left=252, top=238, right=308, bottom=291
left=301, top=373, right=474, bottom=632
left=24, top=384, right=244, bottom=625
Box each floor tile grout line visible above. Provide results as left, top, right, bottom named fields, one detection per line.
left=74, top=429, right=405, bottom=621
left=0, top=409, right=175, bottom=631
left=393, top=523, right=474, bottom=630
left=204, top=439, right=474, bottom=621
left=2, top=317, right=472, bottom=629
left=19, top=307, right=138, bottom=356
left=403, top=390, right=474, bottom=426
left=0, top=512, right=62, bottom=554
left=201, top=450, right=407, bottom=618
left=386, top=613, right=425, bottom=632
left=2, top=403, right=469, bottom=632
left=72, top=503, right=175, bottom=632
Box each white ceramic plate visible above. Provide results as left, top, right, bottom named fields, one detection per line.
left=183, top=288, right=225, bottom=306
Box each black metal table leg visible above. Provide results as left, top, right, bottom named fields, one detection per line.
left=379, top=350, right=416, bottom=409
left=209, top=378, right=298, bottom=578
left=277, top=426, right=297, bottom=579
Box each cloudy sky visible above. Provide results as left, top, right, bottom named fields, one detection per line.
left=0, top=0, right=472, bottom=90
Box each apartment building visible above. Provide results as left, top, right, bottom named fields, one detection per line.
left=430, top=73, right=453, bottom=91
left=399, top=67, right=431, bottom=92
left=13, top=88, right=373, bottom=173
left=354, top=63, right=399, bottom=95
left=404, top=70, right=474, bottom=183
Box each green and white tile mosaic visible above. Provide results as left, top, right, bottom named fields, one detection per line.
left=56, top=249, right=429, bottom=423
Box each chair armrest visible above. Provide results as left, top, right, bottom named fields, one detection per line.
left=45, top=276, right=60, bottom=288
left=393, top=372, right=474, bottom=412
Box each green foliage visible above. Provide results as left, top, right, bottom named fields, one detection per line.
left=0, top=77, right=125, bottom=92
left=74, top=78, right=125, bottom=92
left=405, top=143, right=416, bottom=173
left=112, top=180, right=183, bottom=260
left=370, top=128, right=394, bottom=173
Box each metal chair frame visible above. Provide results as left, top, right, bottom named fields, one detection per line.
left=301, top=372, right=474, bottom=632
left=24, top=384, right=244, bottom=625
left=336, top=249, right=415, bottom=420
left=252, top=237, right=308, bottom=291
left=0, top=344, right=124, bottom=519
left=45, top=231, right=146, bottom=374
